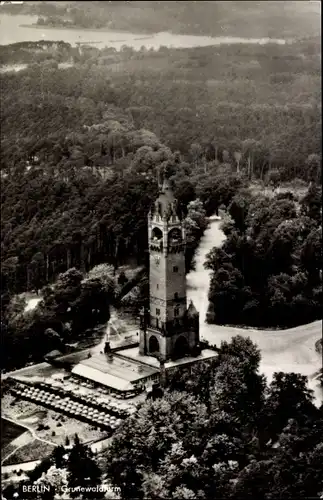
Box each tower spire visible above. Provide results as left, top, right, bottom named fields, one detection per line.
left=161, top=175, right=171, bottom=193
left=157, top=164, right=169, bottom=192
left=157, top=167, right=162, bottom=190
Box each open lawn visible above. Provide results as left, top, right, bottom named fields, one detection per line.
left=5, top=363, right=64, bottom=381
left=3, top=439, right=54, bottom=466
left=1, top=419, right=26, bottom=450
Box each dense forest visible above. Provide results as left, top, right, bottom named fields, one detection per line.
left=2, top=1, right=321, bottom=39
left=1, top=35, right=321, bottom=335
left=3, top=337, right=323, bottom=499
left=1, top=37, right=320, bottom=179
left=1, top=198, right=208, bottom=373
left=1, top=5, right=322, bottom=499
left=205, top=185, right=322, bottom=328
left=0, top=40, right=74, bottom=66
left=2, top=266, right=113, bottom=371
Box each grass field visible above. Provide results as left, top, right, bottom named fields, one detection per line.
left=1, top=419, right=26, bottom=450
left=2, top=439, right=55, bottom=466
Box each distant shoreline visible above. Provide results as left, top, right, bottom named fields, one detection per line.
left=19, top=23, right=156, bottom=36
left=17, top=24, right=290, bottom=46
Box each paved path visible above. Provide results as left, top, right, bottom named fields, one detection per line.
left=2, top=437, right=111, bottom=477
left=2, top=459, right=41, bottom=475
left=3, top=417, right=55, bottom=446
left=2, top=416, right=55, bottom=465
left=2, top=436, right=111, bottom=479
left=90, top=436, right=113, bottom=453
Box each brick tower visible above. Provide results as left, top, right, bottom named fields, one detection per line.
left=139, top=178, right=200, bottom=361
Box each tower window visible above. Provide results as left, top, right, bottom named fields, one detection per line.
left=157, top=284, right=159, bottom=290
left=173, top=266, right=178, bottom=273
left=174, top=307, right=179, bottom=317
left=174, top=292, right=178, bottom=300
left=156, top=308, right=160, bottom=316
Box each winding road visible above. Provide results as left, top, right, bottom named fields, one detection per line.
left=187, top=217, right=322, bottom=403
left=9, top=217, right=322, bottom=403
left=2, top=216, right=321, bottom=482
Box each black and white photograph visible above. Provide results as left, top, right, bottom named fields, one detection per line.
left=1, top=1, right=322, bottom=499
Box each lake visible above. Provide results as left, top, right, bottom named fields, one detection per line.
left=0, top=14, right=288, bottom=50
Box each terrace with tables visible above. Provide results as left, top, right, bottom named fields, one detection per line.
left=13, top=372, right=138, bottom=408
left=8, top=378, right=137, bottom=433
